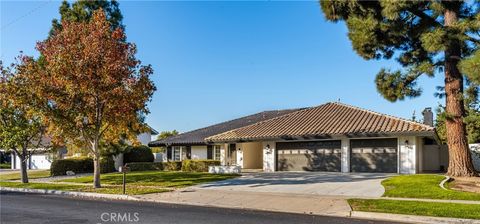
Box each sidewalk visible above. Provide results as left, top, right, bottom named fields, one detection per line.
left=135, top=188, right=352, bottom=217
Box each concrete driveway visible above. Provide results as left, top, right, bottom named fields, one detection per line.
left=193, top=172, right=393, bottom=197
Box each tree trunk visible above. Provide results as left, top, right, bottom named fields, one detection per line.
left=444, top=5, right=477, bottom=177
left=92, top=139, right=101, bottom=188
left=19, top=153, right=29, bottom=184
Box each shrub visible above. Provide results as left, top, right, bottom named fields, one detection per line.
left=51, top=157, right=93, bottom=176
left=123, top=145, right=154, bottom=163
left=127, top=162, right=163, bottom=171
left=51, top=156, right=116, bottom=176
left=100, top=156, right=116, bottom=174
left=181, top=159, right=221, bottom=172
left=163, top=161, right=182, bottom=171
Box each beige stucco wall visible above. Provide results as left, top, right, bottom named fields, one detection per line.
left=239, top=142, right=263, bottom=169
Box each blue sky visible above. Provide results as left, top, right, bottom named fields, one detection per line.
left=1, top=1, right=445, bottom=133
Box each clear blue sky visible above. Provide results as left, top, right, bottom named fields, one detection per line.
left=1, top=1, right=445, bottom=133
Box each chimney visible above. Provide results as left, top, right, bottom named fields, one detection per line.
left=422, top=107, right=433, bottom=126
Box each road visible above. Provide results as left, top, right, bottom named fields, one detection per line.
left=0, top=192, right=402, bottom=224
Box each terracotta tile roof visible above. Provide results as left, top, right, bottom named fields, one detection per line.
left=206, top=102, right=435, bottom=142
left=148, top=108, right=304, bottom=146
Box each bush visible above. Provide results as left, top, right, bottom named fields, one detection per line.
left=51, top=157, right=93, bottom=176
left=181, top=160, right=220, bottom=172
left=123, top=145, right=154, bottom=163
left=51, top=156, right=116, bottom=176
left=163, top=161, right=182, bottom=171
left=100, top=156, right=116, bottom=174
left=127, top=162, right=163, bottom=171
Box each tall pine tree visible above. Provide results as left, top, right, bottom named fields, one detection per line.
left=320, top=1, right=479, bottom=176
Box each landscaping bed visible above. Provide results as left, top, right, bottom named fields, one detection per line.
left=59, top=171, right=239, bottom=188
left=382, top=174, right=480, bottom=201
left=0, top=181, right=170, bottom=195
left=449, top=176, right=480, bottom=193
left=348, top=199, right=480, bottom=220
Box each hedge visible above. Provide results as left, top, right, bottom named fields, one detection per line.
left=163, top=161, right=182, bottom=171
left=126, top=162, right=163, bottom=171
left=51, top=157, right=115, bottom=176
left=123, top=145, right=154, bottom=163
left=181, top=160, right=221, bottom=172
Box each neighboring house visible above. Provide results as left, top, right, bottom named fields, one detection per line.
left=148, top=109, right=303, bottom=162
left=10, top=126, right=158, bottom=170
left=151, top=102, right=450, bottom=174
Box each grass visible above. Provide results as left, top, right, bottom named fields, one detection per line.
left=348, top=199, right=480, bottom=220
left=0, top=170, right=51, bottom=181
left=60, top=171, right=239, bottom=188
left=0, top=181, right=170, bottom=195
left=0, top=163, right=11, bottom=169
left=382, top=174, right=480, bottom=201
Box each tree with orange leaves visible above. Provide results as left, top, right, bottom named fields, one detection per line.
left=18, top=10, right=156, bottom=188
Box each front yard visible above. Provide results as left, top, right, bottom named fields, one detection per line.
left=0, top=171, right=239, bottom=195
left=349, top=174, right=480, bottom=220
left=0, top=170, right=51, bottom=181
left=59, top=171, right=239, bottom=188
left=349, top=199, right=480, bottom=220
left=382, top=174, right=480, bottom=201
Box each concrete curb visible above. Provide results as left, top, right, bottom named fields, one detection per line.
left=440, top=176, right=451, bottom=190
left=351, top=211, right=480, bottom=224
left=0, top=187, right=140, bottom=201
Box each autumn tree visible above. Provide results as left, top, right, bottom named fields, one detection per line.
left=0, top=61, right=51, bottom=183
left=320, top=1, right=479, bottom=176
left=18, top=10, right=156, bottom=188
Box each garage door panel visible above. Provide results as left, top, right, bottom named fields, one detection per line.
left=276, top=141, right=341, bottom=172
left=350, top=138, right=398, bottom=173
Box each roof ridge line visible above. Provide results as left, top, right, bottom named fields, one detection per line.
left=206, top=106, right=314, bottom=141
left=330, top=101, right=434, bottom=129
left=155, top=108, right=304, bottom=143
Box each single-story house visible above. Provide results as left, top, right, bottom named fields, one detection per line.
left=148, top=109, right=303, bottom=161
left=151, top=102, right=450, bottom=174
left=11, top=126, right=159, bottom=170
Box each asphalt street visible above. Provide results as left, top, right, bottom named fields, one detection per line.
left=0, top=191, right=403, bottom=224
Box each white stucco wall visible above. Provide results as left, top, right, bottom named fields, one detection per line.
left=262, top=141, right=276, bottom=172
left=398, top=136, right=417, bottom=174
left=191, top=146, right=208, bottom=160
left=341, top=138, right=350, bottom=173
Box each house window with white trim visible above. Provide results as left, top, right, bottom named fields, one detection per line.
left=173, top=146, right=184, bottom=161
left=214, top=145, right=221, bottom=160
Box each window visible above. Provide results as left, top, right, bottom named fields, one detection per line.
left=214, top=145, right=221, bottom=160
left=173, top=146, right=184, bottom=161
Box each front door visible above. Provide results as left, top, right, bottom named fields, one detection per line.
left=228, top=143, right=237, bottom=165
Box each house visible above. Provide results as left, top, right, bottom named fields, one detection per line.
left=151, top=102, right=449, bottom=174
left=10, top=126, right=158, bottom=170
left=148, top=109, right=303, bottom=162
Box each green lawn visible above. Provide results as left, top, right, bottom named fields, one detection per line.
left=60, top=171, right=239, bottom=188
left=0, top=170, right=51, bottom=181
left=348, top=199, right=480, bottom=220
left=382, top=174, right=480, bottom=201
left=0, top=163, right=11, bottom=169
left=0, top=181, right=170, bottom=195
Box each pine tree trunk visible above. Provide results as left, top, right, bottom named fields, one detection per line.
left=92, top=139, right=102, bottom=188
left=444, top=5, right=477, bottom=177
left=19, top=153, right=29, bottom=184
